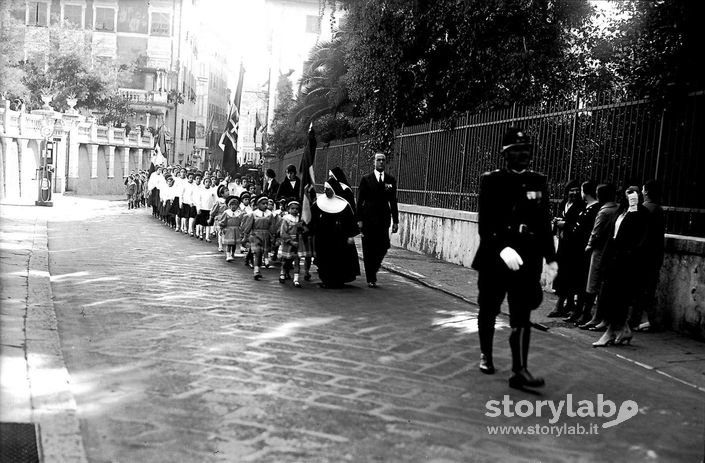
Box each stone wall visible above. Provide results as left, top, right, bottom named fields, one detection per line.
left=659, top=236, right=705, bottom=339
left=392, top=204, right=705, bottom=340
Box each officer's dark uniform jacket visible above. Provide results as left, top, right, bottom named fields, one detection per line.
left=471, top=168, right=556, bottom=277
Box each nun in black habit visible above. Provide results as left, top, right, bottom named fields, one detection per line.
left=310, top=177, right=361, bottom=288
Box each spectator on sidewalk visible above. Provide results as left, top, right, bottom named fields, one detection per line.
left=579, top=183, right=619, bottom=330
left=548, top=179, right=584, bottom=317
left=357, top=153, right=399, bottom=288
left=471, top=127, right=557, bottom=389
left=592, top=186, right=648, bottom=347
left=631, top=179, right=666, bottom=332
left=564, top=181, right=601, bottom=325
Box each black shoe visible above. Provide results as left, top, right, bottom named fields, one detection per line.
left=479, top=354, right=495, bottom=374
left=509, top=368, right=545, bottom=389
left=562, top=312, right=581, bottom=323
left=304, top=273, right=311, bottom=281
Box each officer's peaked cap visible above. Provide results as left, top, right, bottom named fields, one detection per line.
left=501, top=126, right=532, bottom=152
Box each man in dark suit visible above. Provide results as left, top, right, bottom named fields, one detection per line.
left=276, top=164, right=301, bottom=201
left=357, top=153, right=399, bottom=288
left=471, top=127, right=557, bottom=389
left=262, top=168, right=280, bottom=199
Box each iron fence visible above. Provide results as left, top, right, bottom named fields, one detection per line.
left=266, top=92, right=705, bottom=237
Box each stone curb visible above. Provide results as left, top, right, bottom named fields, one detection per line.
left=26, top=216, right=88, bottom=463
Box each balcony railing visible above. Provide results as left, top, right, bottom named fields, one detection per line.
left=118, top=88, right=169, bottom=105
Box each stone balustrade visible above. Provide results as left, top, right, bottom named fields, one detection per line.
left=0, top=103, right=153, bottom=150
left=1, top=99, right=155, bottom=200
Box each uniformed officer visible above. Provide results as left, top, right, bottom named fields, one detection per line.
left=471, top=127, right=558, bottom=389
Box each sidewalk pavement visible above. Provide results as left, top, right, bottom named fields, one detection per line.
left=0, top=201, right=88, bottom=462
left=2, top=194, right=705, bottom=462
left=374, top=242, right=705, bottom=394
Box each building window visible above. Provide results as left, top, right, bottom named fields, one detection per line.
left=95, top=7, right=115, bottom=32
left=27, top=2, right=49, bottom=26
left=305, top=15, right=320, bottom=34
left=150, top=12, right=170, bottom=36
left=63, top=4, right=83, bottom=28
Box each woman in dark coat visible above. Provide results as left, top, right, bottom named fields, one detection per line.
left=310, top=177, right=360, bottom=288
left=592, top=186, right=648, bottom=347
left=548, top=179, right=585, bottom=317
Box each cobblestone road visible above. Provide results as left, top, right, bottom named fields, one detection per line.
left=47, top=199, right=704, bottom=462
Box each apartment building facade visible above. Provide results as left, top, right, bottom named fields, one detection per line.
left=10, top=0, right=230, bottom=169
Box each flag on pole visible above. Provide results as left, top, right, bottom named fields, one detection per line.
left=219, top=62, right=245, bottom=176
left=253, top=113, right=262, bottom=143
left=299, top=123, right=317, bottom=224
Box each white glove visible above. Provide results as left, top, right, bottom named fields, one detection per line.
left=500, top=247, right=523, bottom=271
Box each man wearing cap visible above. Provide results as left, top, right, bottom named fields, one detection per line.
left=472, top=127, right=558, bottom=389
left=276, top=165, right=301, bottom=202
left=357, top=153, right=399, bottom=288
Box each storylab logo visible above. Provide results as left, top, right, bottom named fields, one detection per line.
left=485, top=394, right=639, bottom=436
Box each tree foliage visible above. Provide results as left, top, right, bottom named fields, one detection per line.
left=0, top=7, right=133, bottom=124
left=269, top=72, right=304, bottom=157
left=265, top=0, right=705, bottom=155
left=608, top=0, right=705, bottom=103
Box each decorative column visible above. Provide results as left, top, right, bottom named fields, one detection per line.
left=88, top=144, right=98, bottom=178
left=53, top=134, right=66, bottom=193
left=67, top=131, right=80, bottom=180
left=136, top=148, right=143, bottom=171
left=15, top=138, right=29, bottom=198
left=123, top=147, right=130, bottom=176
left=106, top=146, right=115, bottom=178
left=5, top=139, right=20, bottom=199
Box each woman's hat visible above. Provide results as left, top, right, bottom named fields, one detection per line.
left=287, top=200, right=300, bottom=208
left=255, top=194, right=269, bottom=205
left=240, top=191, right=251, bottom=200
left=226, top=196, right=239, bottom=205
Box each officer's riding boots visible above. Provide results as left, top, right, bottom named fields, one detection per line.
left=478, top=313, right=495, bottom=374
left=508, top=326, right=545, bottom=389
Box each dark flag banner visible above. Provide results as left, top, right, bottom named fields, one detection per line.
left=253, top=112, right=262, bottom=143
left=219, top=63, right=245, bottom=176
left=300, top=123, right=317, bottom=224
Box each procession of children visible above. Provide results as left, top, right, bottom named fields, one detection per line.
left=145, top=165, right=310, bottom=286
